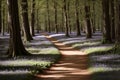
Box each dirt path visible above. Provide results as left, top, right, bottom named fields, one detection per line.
left=35, top=34, right=90, bottom=80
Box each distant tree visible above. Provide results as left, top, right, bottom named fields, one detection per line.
left=44, top=13, right=48, bottom=32
left=1, top=0, right=6, bottom=36
left=21, top=0, right=33, bottom=41
left=46, top=0, right=51, bottom=33
left=30, top=0, right=35, bottom=36
left=36, top=3, right=41, bottom=33
left=75, top=0, right=81, bottom=36
left=91, top=0, right=96, bottom=33
left=85, top=5, right=92, bottom=38
left=7, top=0, right=30, bottom=57
left=63, top=0, right=70, bottom=37
left=110, top=0, right=115, bottom=40
left=54, top=0, right=58, bottom=33
left=67, top=0, right=71, bottom=34
left=115, top=0, right=120, bottom=44
left=61, top=7, right=64, bottom=32
left=0, top=0, right=2, bottom=33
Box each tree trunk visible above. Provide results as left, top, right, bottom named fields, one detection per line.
left=21, top=0, right=33, bottom=42
left=0, top=0, right=2, bottom=33
left=75, top=0, right=81, bottom=36
left=36, top=9, right=41, bottom=32
left=92, top=1, right=96, bottom=33
left=30, top=0, right=35, bottom=36
left=1, top=3, right=5, bottom=36
left=63, top=0, right=70, bottom=37
left=116, top=0, right=120, bottom=44
left=7, top=0, right=30, bottom=57
left=54, top=0, right=58, bottom=33
left=110, top=0, right=115, bottom=41
left=44, top=14, right=48, bottom=32
left=102, top=0, right=112, bottom=43
left=47, top=0, right=51, bottom=33
left=85, top=6, right=92, bottom=38
left=61, top=8, right=64, bottom=32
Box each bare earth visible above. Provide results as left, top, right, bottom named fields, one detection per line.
left=35, top=34, right=91, bottom=80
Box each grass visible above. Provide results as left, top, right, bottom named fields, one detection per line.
left=72, top=41, right=101, bottom=49
left=84, top=46, right=113, bottom=54
left=88, top=46, right=120, bottom=80
left=49, top=32, right=119, bottom=80
left=71, top=39, right=119, bottom=80
left=27, top=47, right=60, bottom=55
left=72, top=40, right=113, bottom=54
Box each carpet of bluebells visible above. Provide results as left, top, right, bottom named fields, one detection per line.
left=48, top=32, right=120, bottom=80
left=0, top=34, right=60, bottom=80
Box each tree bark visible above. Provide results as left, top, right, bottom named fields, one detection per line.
left=46, top=0, right=51, bottom=33
left=7, top=0, right=30, bottom=57
left=110, top=0, right=115, bottom=41
left=75, top=0, right=81, bottom=36
left=1, top=3, right=5, bottom=36
left=85, top=6, right=92, bottom=38
left=21, top=0, right=33, bottom=41
left=116, top=0, right=120, bottom=44
left=92, top=1, right=96, bottom=33
left=63, top=0, right=70, bottom=37
left=30, top=0, right=35, bottom=36
left=102, top=0, right=112, bottom=43
left=54, top=0, right=58, bottom=33
left=0, top=0, right=2, bottom=33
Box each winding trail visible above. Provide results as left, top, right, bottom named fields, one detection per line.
left=35, top=34, right=91, bottom=80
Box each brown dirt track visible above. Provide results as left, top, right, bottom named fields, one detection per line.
left=35, top=34, right=91, bottom=80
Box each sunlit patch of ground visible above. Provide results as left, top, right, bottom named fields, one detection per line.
left=35, top=33, right=90, bottom=80
left=47, top=32, right=120, bottom=80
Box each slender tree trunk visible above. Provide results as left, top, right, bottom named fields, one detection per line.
left=102, top=0, right=112, bottom=43
left=1, top=3, right=5, bottom=36
left=0, top=0, right=2, bottom=33
left=44, top=14, right=48, bottom=32
left=67, top=0, right=72, bottom=34
left=61, top=8, right=64, bottom=32
left=54, top=0, right=58, bottom=33
left=30, top=0, right=35, bottom=36
left=92, top=1, right=96, bottom=33
left=85, top=6, right=92, bottom=38
left=110, top=0, right=115, bottom=41
left=21, top=0, right=33, bottom=42
left=47, top=0, right=51, bottom=33
left=75, top=0, right=81, bottom=36
left=36, top=9, right=41, bottom=32
left=63, top=0, right=70, bottom=37
left=7, top=0, right=30, bottom=57
left=116, top=0, right=120, bottom=44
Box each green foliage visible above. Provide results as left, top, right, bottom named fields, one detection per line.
left=85, top=47, right=113, bottom=54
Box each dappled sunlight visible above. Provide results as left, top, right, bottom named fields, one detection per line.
left=0, top=34, right=61, bottom=80
left=60, top=50, right=87, bottom=55
left=88, top=47, right=120, bottom=80
left=35, top=34, right=90, bottom=80
left=48, top=33, right=102, bottom=46
left=49, top=33, right=65, bottom=38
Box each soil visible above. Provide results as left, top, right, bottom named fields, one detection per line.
left=35, top=34, right=91, bottom=80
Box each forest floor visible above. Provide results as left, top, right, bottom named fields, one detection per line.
left=0, top=32, right=120, bottom=80
left=0, top=34, right=60, bottom=80
left=35, top=32, right=120, bottom=80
